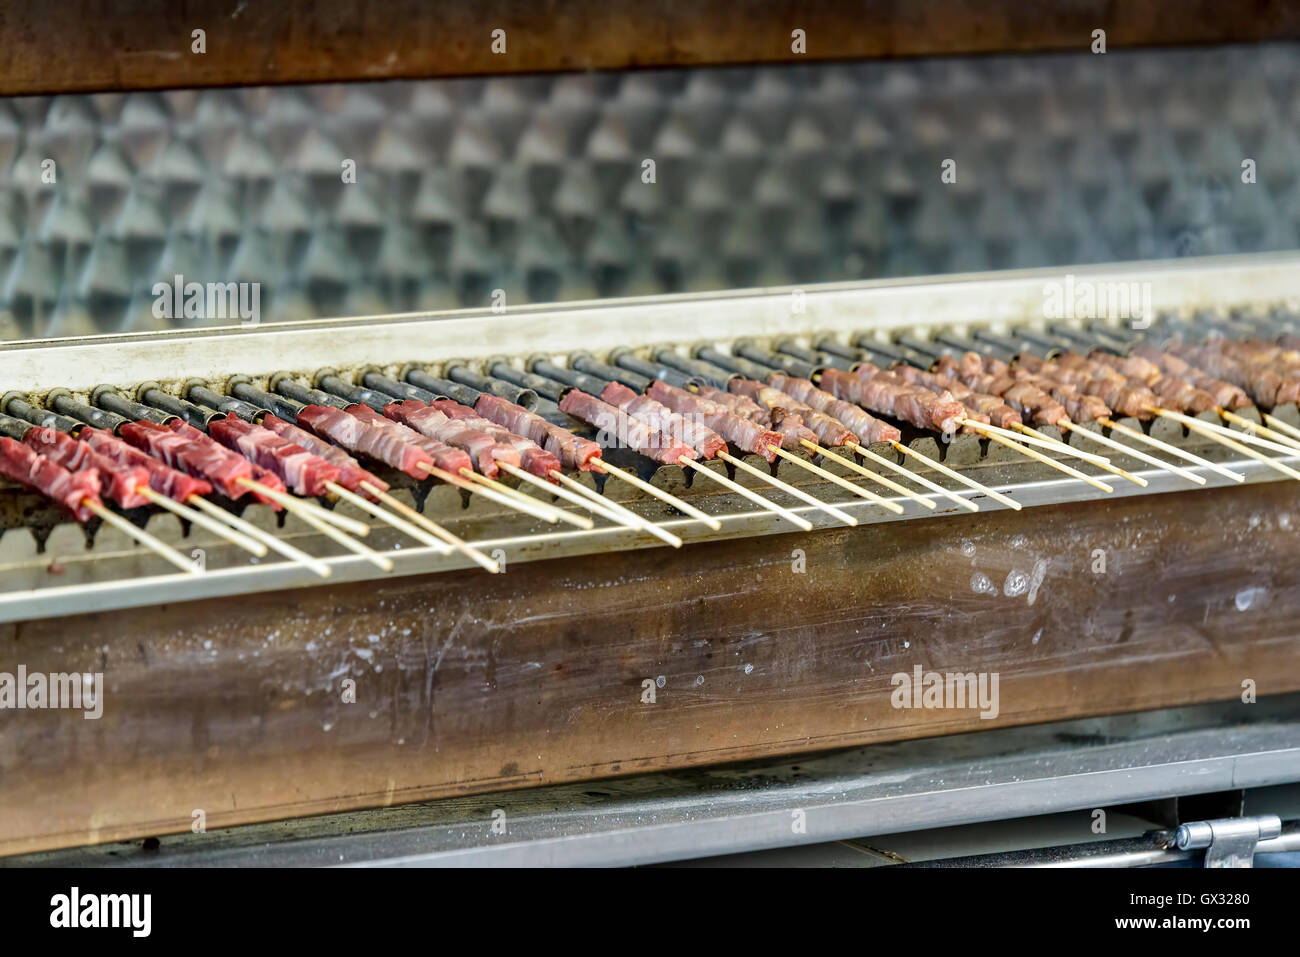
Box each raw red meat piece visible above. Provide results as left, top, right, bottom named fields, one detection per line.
left=78, top=427, right=213, bottom=501
left=23, top=428, right=152, bottom=508
left=0, top=437, right=101, bottom=521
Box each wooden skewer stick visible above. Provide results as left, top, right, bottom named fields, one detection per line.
left=591, top=460, right=723, bottom=531
left=1221, top=410, right=1300, bottom=454
left=1099, top=417, right=1245, bottom=484
left=294, top=498, right=372, bottom=536
left=239, top=478, right=371, bottom=536
left=457, top=466, right=594, bottom=530
left=983, top=420, right=1111, bottom=466
left=422, top=463, right=564, bottom=527
left=324, top=481, right=453, bottom=555
left=500, top=462, right=628, bottom=530
left=1180, top=416, right=1300, bottom=459
left=848, top=442, right=978, bottom=512
left=888, top=441, right=1029, bottom=508
left=1144, top=406, right=1300, bottom=482
left=237, top=478, right=392, bottom=571
left=716, top=451, right=857, bottom=526
left=1057, top=421, right=1205, bottom=486
left=682, top=460, right=813, bottom=531
left=801, top=440, right=937, bottom=510
left=523, top=465, right=650, bottom=530
left=1030, top=422, right=1148, bottom=487
left=84, top=499, right=200, bottom=575
left=768, top=445, right=904, bottom=514
left=1149, top=407, right=1300, bottom=460
left=548, top=470, right=685, bottom=547
left=970, top=429, right=1112, bottom=494
left=134, top=485, right=267, bottom=555
left=356, top=480, right=500, bottom=573
left=457, top=468, right=559, bottom=524
left=1261, top=412, right=1300, bottom=445
left=185, top=495, right=332, bottom=578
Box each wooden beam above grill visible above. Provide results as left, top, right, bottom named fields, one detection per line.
left=2, top=0, right=1299, bottom=96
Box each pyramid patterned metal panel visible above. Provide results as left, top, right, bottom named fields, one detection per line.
left=1, top=44, right=1299, bottom=339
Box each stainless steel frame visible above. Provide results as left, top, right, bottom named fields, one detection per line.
left=3, top=252, right=1297, bottom=392
left=2, top=252, right=1297, bottom=623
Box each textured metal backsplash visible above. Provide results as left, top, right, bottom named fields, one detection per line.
left=1, top=43, right=1298, bottom=340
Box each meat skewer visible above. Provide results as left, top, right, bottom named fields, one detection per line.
left=0, top=417, right=198, bottom=575
left=647, top=349, right=971, bottom=511
left=842, top=363, right=1130, bottom=492
left=945, top=334, right=1249, bottom=483
left=556, top=385, right=804, bottom=531
left=1020, top=334, right=1300, bottom=485
left=595, top=378, right=861, bottom=527
left=693, top=347, right=985, bottom=511
left=889, top=364, right=1023, bottom=430
left=1110, top=333, right=1300, bottom=481
left=171, top=386, right=474, bottom=560
left=945, top=345, right=1192, bottom=485
left=972, top=336, right=1275, bottom=484
left=229, top=379, right=502, bottom=572
left=921, top=348, right=1137, bottom=486
left=1023, top=348, right=1250, bottom=486
left=543, top=353, right=854, bottom=525
left=636, top=377, right=905, bottom=515
left=433, top=363, right=608, bottom=472
left=1130, top=335, right=1300, bottom=475
left=871, top=346, right=1143, bottom=490
left=389, top=369, right=682, bottom=538
left=315, top=373, right=594, bottom=532
left=612, top=351, right=940, bottom=511
left=84, top=387, right=394, bottom=572
left=2, top=394, right=281, bottom=559
left=385, top=367, right=672, bottom=538
left=267, top=374, right=568, bottom=540
left=961, top=332, right=1242, bottom=481
left=293, top=376, right=565, bottom=529
left=762, top=351, right=1027, bottom=510
left=97, top=382, right=394, bottom=568
left=701, top=346, right=1024, bottom=511
left=835, top=360, right=1118, bottom=494
left=24, top=420, right=276, bottom=557
left=1128, top=345, right=1252, bottom=410
left=873, top=335, right=1258, bottom=486
left=13, top=407, right=273, bottom=557
left=485, top=361, right=726, bottom=541
left=89, top=386, right=380, bottom=538
left=602, top=377, right=864, bottom=526
left=1163, top=339, right=1300, bottom=408
left=628, top=358, right=904, bottom=515
left=21, top=394, right=345, bottom=571
left=788, top=336, right=1135, bottom=492
left=884, top=348, right=1132, bottom=485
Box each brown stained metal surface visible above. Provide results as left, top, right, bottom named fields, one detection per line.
left=2, top=481, right=1300, bottom=855
left=2, top=1, right=1299, bottom=95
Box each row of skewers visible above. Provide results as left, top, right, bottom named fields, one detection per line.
left=4, top=315, right=1300, bottom=580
